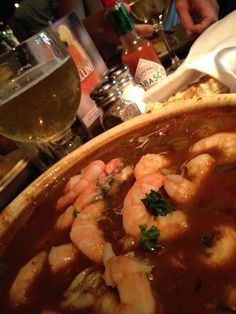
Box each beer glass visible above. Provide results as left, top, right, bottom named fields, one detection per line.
left=0, top=29, right=82, bottom=170
left=128, top=0, right=182, bottom=73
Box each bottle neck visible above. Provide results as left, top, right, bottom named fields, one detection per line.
left=119, top=29, right=142, bottom=50
left=107, top=2, right=135, bottom=37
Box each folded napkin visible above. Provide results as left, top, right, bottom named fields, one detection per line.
left=143, top=10, right=236, bottom=103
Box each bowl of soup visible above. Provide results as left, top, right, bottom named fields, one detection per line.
left=1, top=93, right=236, bottom=314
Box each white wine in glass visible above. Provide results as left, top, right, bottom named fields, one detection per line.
left=128, top=0, right=181, bottom=73
left=0, top=29, right=82, bottom=170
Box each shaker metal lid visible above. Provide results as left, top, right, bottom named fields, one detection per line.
left=104, top=63, right=133, bottom=90
left=104, top=63, right=129, bottom=80
left=90, top=77, right=122, bottom=107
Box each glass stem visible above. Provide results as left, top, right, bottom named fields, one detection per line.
left=15, top=128, right=82, bottom=172
left=45, top=127, right=82, bottom=159
left=154, top=24, right=181, bottom=70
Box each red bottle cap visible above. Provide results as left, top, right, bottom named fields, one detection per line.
left=101, top=0, right=116, bottom=8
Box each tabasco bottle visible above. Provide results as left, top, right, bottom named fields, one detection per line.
left=101, top=0, right=166, bottom=90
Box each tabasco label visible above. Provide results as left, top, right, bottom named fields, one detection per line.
left=135, top=59, right=166, bottom=90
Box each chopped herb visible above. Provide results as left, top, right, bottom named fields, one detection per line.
left=139, top=224, right=161, bottom=251
left=201, top=235, right=213, bottom=248
left=72, top=208, right=79, bottom=217
left=142, top=190, right=172, bottom=217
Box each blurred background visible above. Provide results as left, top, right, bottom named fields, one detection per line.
left=0, top=0, right=105, bottom=52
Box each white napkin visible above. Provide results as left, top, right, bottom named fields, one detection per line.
left=143, top=10, right=236, bottom=103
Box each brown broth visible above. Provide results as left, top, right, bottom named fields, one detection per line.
left=1, top=108, right=236, bottom=313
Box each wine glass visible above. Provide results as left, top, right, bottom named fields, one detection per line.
left=127, top=0, right=182, bottom=73
left=0, top=28, right=82, bottom=170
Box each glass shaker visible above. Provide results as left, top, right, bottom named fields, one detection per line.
left=90, top=77, right=141, bottom=130
left=105, top=64, right=146, bottom=113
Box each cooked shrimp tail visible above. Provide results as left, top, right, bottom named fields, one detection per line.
left=56, top=160, right=106, bottom=211
left=190, top=132, right=236, bottom=164
left=99, top=246, right=157, bottom=314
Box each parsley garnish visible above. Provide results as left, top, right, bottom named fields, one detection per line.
left=201, top=235, right=213, bottom=248
left=139, top=224, right=161, bottom=251
left=142, top=190, right=172, bottom=217
left=72, top=208, right=79, bottom=217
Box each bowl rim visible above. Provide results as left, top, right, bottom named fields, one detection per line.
left=1, top=93, right=236, bottom=255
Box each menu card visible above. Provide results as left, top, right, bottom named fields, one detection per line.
left=52, top=12, right=107, bottom=137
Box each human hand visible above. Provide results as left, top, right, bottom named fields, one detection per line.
left=174, top=0, right=219, bottom=37
left=134, top=23, right=154, bottom=38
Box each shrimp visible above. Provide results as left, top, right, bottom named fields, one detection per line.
left=95, top=243, right=157, bottom=314
left=70, top=200, right=106, bottom=264
left=73, top=183, right=100, bottom=212
left=164, top=175, right=195, bottom=204
left=190, top=132, right=236, bottom=164
left=61, top=243, right=157, bottom=314
left=56, top=160, right=106, bottom=211
left=185, top=153, right=215, bottom=181
left=98, top=165, right=133, bottom=196
left=48, top=243, right=79, bottom=275
left=60, top=267, right=104, bottom=311
left=199, top=225, right=236, bottom=267
left=105, top=158, right=126, bottom=175
left=56, top=183, right=101, bottom=232
left=123, top=172, right=188, bottom=241
left=156, top=210, right=188, bottom=241
left=164, top=154, right=215, bottom=203
left=134, top=153, right=171, bottom=179
left=55, top=205, right=75, bottom=231
left=8, top=251, right=48, bottom=309
left=70, top=160, right=134, bottom=264
left=64, top=174, right=81, bottom=193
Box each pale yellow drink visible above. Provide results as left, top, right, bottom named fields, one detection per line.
left=0, top=56, right=80, bottom=143
left=128, top=0, right=170, bottom=24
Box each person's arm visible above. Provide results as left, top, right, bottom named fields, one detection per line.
left=174, top=0, right=219, bottom=37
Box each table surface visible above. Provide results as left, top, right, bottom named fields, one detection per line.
left=0, top=148, right=40, bottom=211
